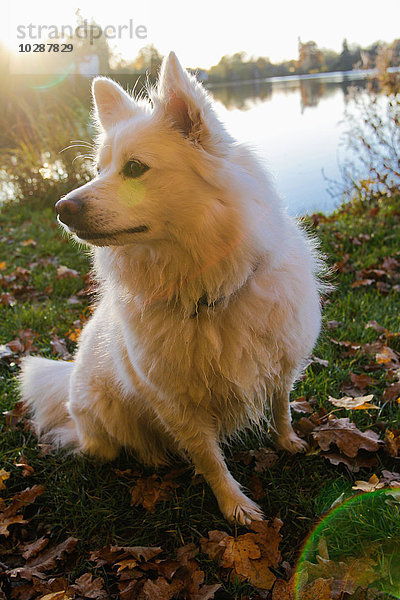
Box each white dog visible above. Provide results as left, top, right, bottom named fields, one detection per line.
left=20, top=52, right=323, bottom=525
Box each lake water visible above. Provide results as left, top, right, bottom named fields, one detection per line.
left=208, top=73, right=368, bottom=216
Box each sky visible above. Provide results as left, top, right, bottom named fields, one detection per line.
left=2, top=0, right=400, bottom=69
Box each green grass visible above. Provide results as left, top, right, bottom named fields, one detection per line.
left=1, top=196, right=400, bottom=598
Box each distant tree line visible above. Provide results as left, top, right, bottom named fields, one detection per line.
left=204, top=38, right=400, bottom=83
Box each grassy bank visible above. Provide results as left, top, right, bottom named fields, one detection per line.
left=1, top=195, right=400, bottom=599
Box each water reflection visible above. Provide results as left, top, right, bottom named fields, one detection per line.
left=208, top=74, right=367, bottom=112
left=207, top=74, right=369, bottom=215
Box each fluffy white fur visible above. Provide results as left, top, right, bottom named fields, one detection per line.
left=19, top=52, right=323, bottom=525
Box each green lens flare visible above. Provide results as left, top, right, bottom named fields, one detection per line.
left=32, top=64, right=75, bottom=90
left=295, top=489, right=400, bottom=599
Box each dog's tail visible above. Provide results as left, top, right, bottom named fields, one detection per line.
left=19, top=356, right=78, bottom=448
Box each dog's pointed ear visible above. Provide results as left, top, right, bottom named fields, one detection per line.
left=92, top=77, right=135, bottom=130
left=156, top=52, right=224, bottom=151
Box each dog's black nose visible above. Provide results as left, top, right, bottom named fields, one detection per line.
left=55, top=197, right=85, bottom=228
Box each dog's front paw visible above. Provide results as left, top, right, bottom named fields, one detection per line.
left=219, top=492, right=264, bottom=527
left=276, top=432, right=309, bottom=454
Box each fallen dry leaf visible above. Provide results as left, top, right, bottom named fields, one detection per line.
left=322, top=452, right=378, bottom=472
left=253, top=448, right=279, bottom=471
left=71, top=573, right=107, bottom=599
left=384, top=428, right=400, bottom=457
left=365, top=319, right=387, bottom=333
left=14, top=453, right=35, bottom=477
left=130, top=474, right=179, bottom=513
left=56, top=265, right=79, bottom=279
left=90, top=544, right=163, bottom=567
left=301, top=577, right=332, bottom=600
left=37, top=593, right=73, bottom=600
left=50, top=334, right=72, bottom=360
left=380, top=470, right=400, bottom=487
left=313, top=417, right=380, bottom=458
left=352, top=474, right=385, bottom=492
left=0, top=485, right=45, bottom=537
left=383, top=381, right=400, bottom=402
left=8, top=537, right=78, bottom=580
left=250, top=473, right=265, bottom=501
left=328, top=395, right=378, bottom=410
left=290, top=399, right=313, bottom=414
left=350, top=372, right=376, bottom=389
left=299, top=555, right=377, bottom=594
left=0, top=469, right=10, bottom=490
left=21, top=536, right=50, bottom=560
left=201, top=519, right=282, bottom=591
left=271, top=576, right=295, bottom=600
left=3, top=400, right=29, bottom=429
left=376, top=345, right=399, bottom=365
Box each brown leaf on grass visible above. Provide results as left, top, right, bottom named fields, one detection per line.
left=0, top=469, right=10, bottom=490
left=313, top=418, right=380, bottom=458
left=232, top=450, right=254, bottom=466
left=5, top=330, right=38, bottom=359
left=330, top=339, right=361, bottom=356
left=305, top=356, right=329, bottom=368
left=71, top=573, right=107, bottom=599
left=301, top=578, right=332, bottom=600
left=376, top=281, right=392, bottom=293
left=21, top=536, right=49, bottom=560
left=130, top=475, right=179, bottom=513
left=383, top=381, right=400, bottom=402
left=14, top=453, right=35, bottom=476
left=232, top=447, right=278, bottom=471
left=0, top=514, right=27, bottom=537
left=139, top=576, right=185, bottom=600
left=376, top=345, right=400, bottom=365
left=352, top=474, right=385, bottom=492
left=3, top=400, right=28, bottom=429
left=290, top=399, right=313, bottom=414
left=299, top=555, right=377, bottom=594
left=328, top=395, right=378, bottom=410
left=380, top=470, right=400, bottom=486
left=250, top=473, right=265, bottom=501
left=0, top=292, right=17, bottom=306
left=381, top=256, right=400, bottom=273
left=20, top=239, right=36, bottom=247
left=253, top=448, right=279, bottom=471
left=50, top=335, right=72, bottom=360
left=272, top=576, right=295, bottom=600
left=199, top=530, right=229, bottom=562
left=322, top=452, right=378, bottom=473
left=326, top=320, right=342, bottom=329
left=8, top=537, right=78, bottom=580
left=201, top=519, right=282, bottom=591
left=350, top=373, right=376, bottom=390
left=384, top=428, right=400, bottom=457
left=351, top=278, right=375, bottom=288
left=90, top=544, right=163, bottom=567
left=333, top=253, right=351, bottom=273
left=6, top=339, right=25, bottom=353
left=365, top=319, right=387, bottom=333
left=113, top=543, right=220, bottom=600
left=0, top=485, right=45, bottom=537
left=189, top=583, right=222, bottom=600
left=56, top=265, right=79, bottom=279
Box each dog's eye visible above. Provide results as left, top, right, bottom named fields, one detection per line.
left=122, top=159, right=150, bottom=178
